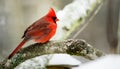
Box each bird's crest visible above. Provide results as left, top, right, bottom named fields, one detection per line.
left=47, top=8, right=56, bottom=17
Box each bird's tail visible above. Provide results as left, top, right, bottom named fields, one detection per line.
left=8, top=38, right=28, bottom=59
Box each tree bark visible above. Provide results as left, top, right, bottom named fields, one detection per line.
left=0, top=39, right=104, bottom=69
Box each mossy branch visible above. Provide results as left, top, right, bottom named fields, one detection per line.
left=0, top=39, right=104, bottom=69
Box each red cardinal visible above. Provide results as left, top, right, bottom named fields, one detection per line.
left=8, top=8, right=59, bottom=59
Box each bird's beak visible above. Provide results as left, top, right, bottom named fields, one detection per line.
left=56, top=18, right=59, bottom=22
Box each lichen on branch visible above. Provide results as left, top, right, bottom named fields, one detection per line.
left=0, top=39, right=104, bottom=69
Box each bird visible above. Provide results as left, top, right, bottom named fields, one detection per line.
left=8, top=8, right=59, bottom=59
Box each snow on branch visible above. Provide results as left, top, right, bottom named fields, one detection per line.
left=53, top=0, right=103, bottom=39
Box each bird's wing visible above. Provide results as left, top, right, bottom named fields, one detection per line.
left=22, top=20, right=51, bottom=39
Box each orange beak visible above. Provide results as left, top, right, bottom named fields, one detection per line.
left=56, top=18, right=59, bottom=22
